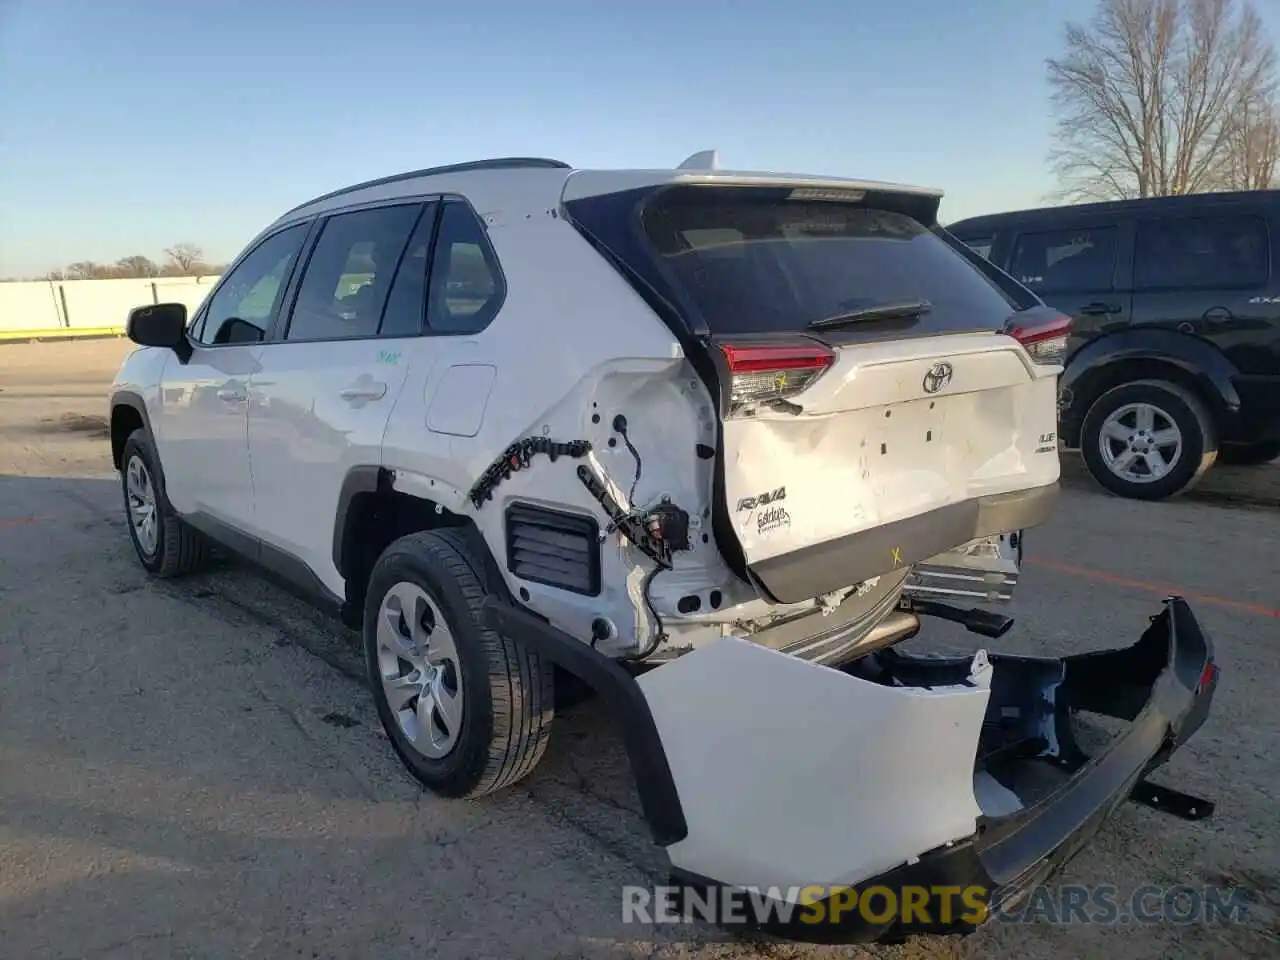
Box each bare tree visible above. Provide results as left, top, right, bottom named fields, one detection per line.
left=1047, top=0, right=1279, bottom=201
left=164, top=242, right=207, bottom=275
left=66, top=261, right=106, bottom=280
left=1220, top=96, right=1280, bottom=188
left=115, top=255, right=159, bottom=278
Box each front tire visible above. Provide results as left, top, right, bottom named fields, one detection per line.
left=1079, top=380, right=1217, bottom=501
left=120, top=428, right=209, bottom=577
left=364, top=529, right=554, bottom=797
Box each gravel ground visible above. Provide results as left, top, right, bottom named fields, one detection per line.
left=1, top=338, right=1277, bottom=959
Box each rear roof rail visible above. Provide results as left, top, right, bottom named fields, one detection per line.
left=283, top=157, right=571, bottom=216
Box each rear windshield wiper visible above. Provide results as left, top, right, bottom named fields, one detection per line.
left=806, top=299, right=933, bottom=330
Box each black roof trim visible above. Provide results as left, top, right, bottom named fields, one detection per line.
left=284, top=157, right=571, bottom=216
left=948, top=188, right=1280, bottom=233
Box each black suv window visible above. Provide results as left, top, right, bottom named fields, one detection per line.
left=1135, top=214, right=1270, bottom=290
left=285, top=203, right=422, bottom=342
left=636, top=187, right=1017, bottom=338
left=1009, top=226, right=1117, bottom=294
left=425, top=201, right=505, bottom=334
left=962, top=236, right=994, bottom=260
left=196, top=223, right=309, bottom=345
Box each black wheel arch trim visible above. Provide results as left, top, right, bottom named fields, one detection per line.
left=481, top=597, right=689, bottom=846
left=333, top=465, right=397, bottom=577
left=1060, top=330, right=1242, bottom=446
left=109, top=390, right=155, bottom=469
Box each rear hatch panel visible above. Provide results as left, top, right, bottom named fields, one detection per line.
left=718, top=333, right=1060, bottom=602
left=563, top=178, right=1060, bottom=602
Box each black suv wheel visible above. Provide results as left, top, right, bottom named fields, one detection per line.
left=1079, top=380, right=1218, bottom=501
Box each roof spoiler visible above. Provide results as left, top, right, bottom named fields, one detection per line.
left=676, top=150, right=720, bottom=171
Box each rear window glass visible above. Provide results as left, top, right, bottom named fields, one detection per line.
left=1010, top=226, right=1118, bottom=294
left=1134, top=214, right=1270, bottom=290
left=638, top=188, right=1017, bottom=337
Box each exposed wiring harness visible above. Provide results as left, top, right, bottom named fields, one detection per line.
left=576, top=415, right=691, bottom=662
left=614, top=414, right=643, bottom=506
left=631, top=564, right=668, bottom=661
left=614, top=415, right=669, bottom=661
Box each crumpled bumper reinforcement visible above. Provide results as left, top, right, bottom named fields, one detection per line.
left=484, top=595, right=1217, bottom=943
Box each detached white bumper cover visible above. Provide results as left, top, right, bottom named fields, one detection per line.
left=485, top=597, right=1218, bottom=943
left=638, top=637, right=993, bottom=894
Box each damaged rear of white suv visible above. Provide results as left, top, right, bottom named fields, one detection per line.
left=110, top=153, right=1219, bottom=943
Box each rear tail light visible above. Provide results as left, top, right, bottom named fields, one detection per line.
left=1197, top=662, right=1218, bottom=695
left=1008, top=313, right=1072, bottom=366
left=719, top=341, right=835, bottom=415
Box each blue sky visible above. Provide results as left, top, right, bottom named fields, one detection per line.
left=0, top=0, right=1270, bottom=277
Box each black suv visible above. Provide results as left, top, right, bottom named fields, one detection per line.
left=949, top=190, right=1280, bottom=501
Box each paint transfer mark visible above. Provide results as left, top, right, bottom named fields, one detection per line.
left=0, top=515, right=52, bottom=526
left=1026, top=557, right=1280, bottom=619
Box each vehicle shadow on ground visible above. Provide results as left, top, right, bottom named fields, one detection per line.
left=1, top=474, right=773, bottom=959
left=6, top=474, right=1277, bottom=959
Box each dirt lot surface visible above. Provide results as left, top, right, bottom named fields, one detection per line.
left=1, top=338, right=1278, bottom=959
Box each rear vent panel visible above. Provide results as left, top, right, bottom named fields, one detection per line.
left=504, top=503, right=601, bottom=596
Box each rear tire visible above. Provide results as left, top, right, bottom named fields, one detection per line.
left=1079, top=380, right=1217, bottom=501
left=364, top=528, right=554, bottom=797
left=120, top=428, right=209, bottom=577
left=1218, top=440, right=1280, bottom=467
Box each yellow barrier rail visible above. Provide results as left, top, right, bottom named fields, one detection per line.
left=0, top=326, right=127, bottom=343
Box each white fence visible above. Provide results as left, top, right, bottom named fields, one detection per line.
left=0, top=276, right=222, bottom=332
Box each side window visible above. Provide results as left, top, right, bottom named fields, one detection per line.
left=197, top=223, right=309, bottom=345
left=285, top=203, right=422, bottom=342
left=1134, top=215, right=1270, bottom=290
left=1009, top=226, right=1118, bottom=293
left=379, top=202, right=438, bottom=338
left=425, top=201, right=505, bottom=334
left=962, top=236, right=994, bottom=261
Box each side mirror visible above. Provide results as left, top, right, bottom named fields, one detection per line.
left=212, top=317, right=265, bottom=345
left=127, top=303, right=192, bottom=363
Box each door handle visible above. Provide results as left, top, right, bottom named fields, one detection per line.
left=216, top=387, right=246, bottom=402
left=340, top=382, right=388, bottom=401
left=1079, top=302, right=1121, bottom=316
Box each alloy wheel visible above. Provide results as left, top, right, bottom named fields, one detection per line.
left=376, top=581, right=464, bottom=759
left=125, top=455, right=159, bottom=556
left=1098, top=402, right=1184, bottom=484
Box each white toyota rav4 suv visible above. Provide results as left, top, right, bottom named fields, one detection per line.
left=110, top=154, right=1218, bottom=942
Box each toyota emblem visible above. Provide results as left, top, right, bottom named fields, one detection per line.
left=922, top=361, right=953, bottom=394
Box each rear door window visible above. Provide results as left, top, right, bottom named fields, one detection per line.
left=1009, top=226, right=1118, bottom=294
left=378, top=201, right=439, bottom=338
left=284, top=203, right=422, bottom=342
left=1134, top=214, right=1270, bottom=290
left=639, top=188, right=1017, bottom=338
